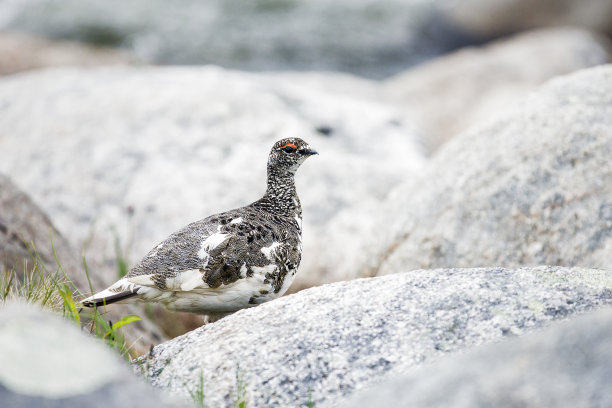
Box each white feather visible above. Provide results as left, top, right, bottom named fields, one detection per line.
left=107, top=277, right=138, bottom=293
left=169, top=269, right=205, bottom=291
left=261, top=242, right=281, bottom=260
left=230, top=217, right=243, bottom=224
left=250, top=264, right=277, bottom=276
left=277, top=268, right=298, bottom=296
left=160, top=277, right=272, bottom=313
left=127, top=274, right=155, bottom=287
left=197, top=232, right=229, bottom=259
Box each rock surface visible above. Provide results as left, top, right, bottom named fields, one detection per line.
left=383, top=27, right=612, bottom=152
left=0, top=66, right=424, bottom=291
left=138, top=266, right=612, bottom=408
left=0, top=0, right=468, bottom=78
left=347, top=306, right=612, bottom=408
left=0, top=174, right=82, bottom=284
left=367, top=64, right=612, bottom=277
left=0, top=31, right=134, bottom=76
left=0, top=302, right=177, bottom=408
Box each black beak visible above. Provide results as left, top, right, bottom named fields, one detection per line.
left=299, top=147, right=318, bottom=156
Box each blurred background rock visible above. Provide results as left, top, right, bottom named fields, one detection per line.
left=1, top=0, right=611, bottom=78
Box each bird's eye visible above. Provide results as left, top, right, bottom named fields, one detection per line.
left=280, top=143, right=297, bottom=153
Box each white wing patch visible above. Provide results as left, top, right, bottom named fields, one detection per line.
left=127, top=274, right=156, bottom=287
left=165, top=269, right=206, bottom=291
left=250, top=264, right=277, bottom=276
left=197, top=232, right=229, bottom=259
left=230, top=217, right=243, bottom=224
left=261, top=242, right=281, bottom=260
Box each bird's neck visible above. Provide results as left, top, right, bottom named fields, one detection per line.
left=255, top=168, right=301, bottom=217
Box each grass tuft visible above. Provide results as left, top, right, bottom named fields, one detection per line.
left=0, top=234, right=142, bottom=360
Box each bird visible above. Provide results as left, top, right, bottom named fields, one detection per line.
left=82, top=137, right=317, bottom=317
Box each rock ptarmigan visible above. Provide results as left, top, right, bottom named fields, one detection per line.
left=82, top=138, right=317, bottom=316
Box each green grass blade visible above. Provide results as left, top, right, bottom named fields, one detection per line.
left=104, top=315, right=142, bottom=338
left=57, top=283, right=81, bottom=325
left=111, top=315, right=142, bottom=331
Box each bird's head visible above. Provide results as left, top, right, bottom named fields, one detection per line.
left=268, top=137, right=318, bottom=175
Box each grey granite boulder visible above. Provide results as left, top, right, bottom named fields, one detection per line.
left=366, top=64, right=612, bottom=277
left=0, top=0, right=462, bottom=78
left=0, top=302, right=177, bottom=408
left=383, top=27, right=612, bottom=152
left=138, top=266, right=612, bottom=408
left=0, top=66, right=423, bottom=291
left=347, top=306, right=612, bottom=408
left=0, top=174, right=83, bottom=285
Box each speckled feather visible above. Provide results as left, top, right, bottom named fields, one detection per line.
left=82, top=137, right=316, bottom=315
left=132, top=206, right=301, bottom=293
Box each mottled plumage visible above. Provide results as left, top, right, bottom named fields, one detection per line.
left=82, top=138, right=317, bottom=315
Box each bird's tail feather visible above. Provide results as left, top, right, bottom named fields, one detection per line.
left=81, top=277, right=142, bottom=308
left=82, top=291, right=138, bottom=308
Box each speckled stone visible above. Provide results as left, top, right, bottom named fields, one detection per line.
left=0, top=302, right=178, bottom=408
left=346, top=306, right=612, bottom=408
left=366, top=64, right=612, bottom=277
left=138, top=266, right=612, bottom=408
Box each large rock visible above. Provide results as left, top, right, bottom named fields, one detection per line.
left=0, top=174, right=82, bottom=284
left=0, top=66, right=424, bottom=292
left=0, top=174, right=168, bottom=355
left=440, top=0, right=612, bottom=38
left=366, top=65, right=612, bottom=277
left=0, top=302, right=177, bottom=408
left=0, top=31, right=134, bottom=76
left=383, top=27, right=612, bottom=152
left=138, top=266, right=612, bottom=408
left=0, top=0, right=473, bottom=78
left=347, top=306, right=612, bottom=408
